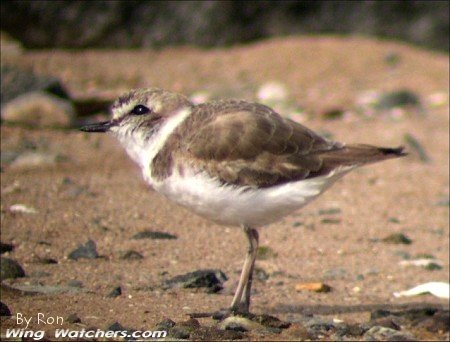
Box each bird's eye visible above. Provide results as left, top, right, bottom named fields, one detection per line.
left=130, top=105, right=151, bottom=115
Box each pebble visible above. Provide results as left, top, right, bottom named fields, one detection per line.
left=68, top=239, right=99, bottom=260
left=155, top=317, right=176, bottom=331
left=295, top=282, right=332, bottom=293
left=219, top=316, right=262, bottom=332
left=9, top=204, right=37, bottom=214
left=320, top=218, right=341, bottom=224
left=164, top=269, right=227, bottom=291
left=0, top=257, right=25, bottom=279
left=9, top=151, right=60, bottom=169
left=256, top=246, right=277, bottom=260
left=374, top=90, right=422, bottom=110
left=382, top=233, right=412, bottom=245
left=66, top=280, right=83, bottom=288
left=363, top=326, right=416, bottom=341
left=107, top=286, right=122, bottom=298
left=66, top=313, right=81, bottom=324
left=1, top=91, right=75, bottom=128
left=0, top=242, right=14, bottom=254
left=132, top=230, right=177, bottom=240
left=257, top=82, right=289, bottom=104
left=120, top=250, right=144, bottom=260
left=170, top=326, right=191, bottom=339
left=323, top=267, right=347, bottom=280
left=0, top=301, right=12, bottom=317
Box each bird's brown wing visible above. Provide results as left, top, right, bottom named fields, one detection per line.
left=176, top=100, right=342, bottom=188
left=152, top=100, right=405, bottom=188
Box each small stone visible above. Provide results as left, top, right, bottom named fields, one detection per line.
left=0, top=242, right=14, bottom=254
left=9, top=204, right=37, bottom=214
left=256, top=246, right=277, bottom=260
left=35, top=257, right=58, bottom=264
left=254, top=267, right=269, bottom=281
left=295, top=282, right=332, bottom=293
left=170, top=326, right=191, bottom=339
left=363, top=326, right=416, bottom=341
left=382, top=233, right=412, bottom=245
left=257, top=82, right=288, bottom=104
left=155, top=317, right=176, bottom=331
left=321, top=107, right=345, bottom=120
left=417, top=310, right=450, bottom=333
left=120, top=250, right=144, bottom=260
left=10, top=152, right=60, bottom=169
left=375, top=90, right=421, bottom=110
left=164, top=269, right=227, bottom=290
left=66, top=313, right=81, bottom=323
left=305, top=318, right=337, bottom=339
left=219, top=316, right=262, bottom=332
left=0, top=301, right=12, bottom=317
left=253, top=314, right=291, bottom=329
left=68, top=239, right=99, bottom=260
left=108, top=321, right=126, bottom=331
left=1, top=91, right=75, bottom=128
left=132, top=230, right=177, bottom=240
left=320, top=218, right=341, bottom=224
left=66, top=280, right=83, bottom=288
left=0, top=257, right=25, bottom=279
left=107, top=286, right=122, bottom=298
left=318, top=207, right=342, bottom=215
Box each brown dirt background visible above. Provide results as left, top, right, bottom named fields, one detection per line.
left=1, top=36, right=449, bottom=340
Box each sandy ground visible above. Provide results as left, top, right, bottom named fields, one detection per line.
left=1, top=36, right=449, bottom=340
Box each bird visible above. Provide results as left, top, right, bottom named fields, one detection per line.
left=80, top=88, right=406, bottom=315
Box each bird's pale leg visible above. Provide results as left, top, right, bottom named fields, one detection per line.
left=230, top=226, right=259, bottom=313
left=240, top=228, right=259, bottom=311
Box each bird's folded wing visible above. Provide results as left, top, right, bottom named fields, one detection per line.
left=180, top=101, right=342, bottom=188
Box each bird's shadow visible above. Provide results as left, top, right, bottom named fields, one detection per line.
left=271, top=301, right=448, bottom=316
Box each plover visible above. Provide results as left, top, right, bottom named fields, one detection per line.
left=81, top=88, right=406, bottom=314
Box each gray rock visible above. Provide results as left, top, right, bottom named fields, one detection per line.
left=1, top=91, right=75, bottom=128
left=0, top=301, right=11, bottom=317
left=107, top=286, right=122, bottom=298
left=68, top=239, right=99, bottom=260
left=0, top=242, right=14, bottom=254
left=363, top=326, right=416, bottom=341
left=155, top=317, right=176, bottom=331
left=0, top=257, right=25, bottom=279
left=382, top=233, right=412, bottom=245
left=0, top=65, right=70, bottom=104
left=417, top=310, right=450, bottom=333
left=132, top=230, right=177, bottom=240
left=120, top=250, right=144, bottom=260
left=170, top=326, right=191, bottom=339
left=9, top=151, right=60, bottom=169
left=164, top=269, right=227, bottom=290
left=66, top=313, right=81, bottom=324
left=1, top=2, right=448, bottom=52
left=66, top=280, right=83, bottom=288
left=375, top=90, right=422, bottom=110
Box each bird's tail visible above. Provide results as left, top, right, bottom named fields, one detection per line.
left=320, top=144, right=407, bottom=167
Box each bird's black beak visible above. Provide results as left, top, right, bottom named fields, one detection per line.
left=79, top=121, right=114, bottom=133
